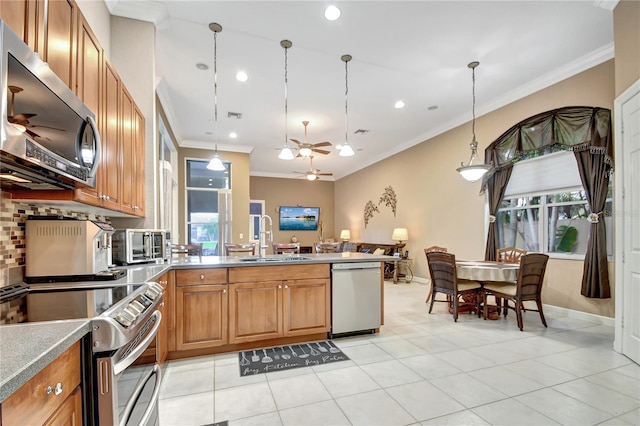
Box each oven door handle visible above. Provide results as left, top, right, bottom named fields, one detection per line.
left=119, top=363, right=162, bottom=426
left=114, top=310, right=162, bottom=376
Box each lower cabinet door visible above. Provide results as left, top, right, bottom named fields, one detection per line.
left=176, top=284, right=228, bottom=350
left=283, top=278, right=330, bottom=336
left=229, top=281, right=283, bottom=344
left=44, top=386, right=82, bottom=426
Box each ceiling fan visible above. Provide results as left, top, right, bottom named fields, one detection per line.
left=290, top=120, right=331, bottom=157
left=294, top=156, right=333, bottom=181
left=7, top=85, right=65, bottom=140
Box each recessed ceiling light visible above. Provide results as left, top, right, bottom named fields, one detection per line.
left=196, top=63, right=209, bottom=70
left=428, top=105, right=439, bottom=111
left=205, top=131, right=213, bottom=135
left=229, top=132, right=237, bottom=138
left=236, top=71, right=248, bottom=82
left=394, top=100, right=405, bottom=109
left=324, top=5, right=341, bottom=21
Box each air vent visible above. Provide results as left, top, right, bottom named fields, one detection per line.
left=227, top=112, right=242, bottom=119
left=354, top=129, right=369, bottom=134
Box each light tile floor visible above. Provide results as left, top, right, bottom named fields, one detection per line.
left=158, top=282, right=640, bottom=426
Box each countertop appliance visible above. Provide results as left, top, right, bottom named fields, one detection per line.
left=25, top=281, right=164, bottom=426
left=0, top=21, right=101, bottom=190
left=25, top=216, right=126, bottom=283
left=112, top=229, right=169, bottom=265
left=331, top=262, right=382, bottom=336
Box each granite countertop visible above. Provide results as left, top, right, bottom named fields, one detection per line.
left=2, top=252, right=392, bottom=402
left=0, top=319, right=92, bottom=402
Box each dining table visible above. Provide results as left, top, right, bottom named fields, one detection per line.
left=455, top=260, right=519, bottom=283
left=454, top=260, right=520, bottom=319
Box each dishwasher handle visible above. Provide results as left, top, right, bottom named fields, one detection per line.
left=332, top=262, right=381, bottom=270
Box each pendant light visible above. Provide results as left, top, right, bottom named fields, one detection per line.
left=206, top=22, right=226, bottom=171
left=339, top=54, right=355, bottom=157
left=456, top=61, right=490, bottom=181
left=278, top=40, right=295, bottom=160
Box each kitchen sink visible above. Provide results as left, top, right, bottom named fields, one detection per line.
left=237, top=256, right=310, bottom=262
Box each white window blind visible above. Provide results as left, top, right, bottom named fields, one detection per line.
left=505, top=151, right=583, bottom=196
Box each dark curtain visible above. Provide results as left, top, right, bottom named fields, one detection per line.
left=484, top=165, right=513, bottom=261
left=483, top=106, right=613, bottom=298
left=574, top=148, right=612, bottom=298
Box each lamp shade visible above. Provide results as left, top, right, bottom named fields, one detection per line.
left=392, top=228, right=408, bottom=241
left=457, top=164, right=490, bottom=182
left=207, top=154, right=225, bottom=171
left=340, top=230, right=351, bottom=241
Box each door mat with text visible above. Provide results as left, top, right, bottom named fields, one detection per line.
left=238, top=341, right=349, bottom=376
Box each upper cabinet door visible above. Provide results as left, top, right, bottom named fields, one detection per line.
left=44, top=0, right=77, bottom=90
left=0, top=0, right=29, bottom=42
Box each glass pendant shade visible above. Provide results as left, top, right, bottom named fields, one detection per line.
left=278, top=146, right=295, bottom=160
left=207, top=151, right=225, bottom=171
left=299, top=147, right=312, bottom=157
left=306, top=173, right=317, bottom=181
left=457, top=163, right=490, bottom=182
left=339, top=144, right=354, bottom=157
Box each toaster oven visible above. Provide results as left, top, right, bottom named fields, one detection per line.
left=112, top=229, right=168, bottom=265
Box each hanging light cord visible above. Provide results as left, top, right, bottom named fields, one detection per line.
left=344, top=57, right=349, bottom=145
left=284, top=44, right=289, bottom=145
left=471, top=64, right=476, bottom=143
left=213, top=28, right=219, bottom=152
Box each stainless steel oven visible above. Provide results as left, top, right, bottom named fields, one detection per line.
left=26, top=282, right=164, bottom=425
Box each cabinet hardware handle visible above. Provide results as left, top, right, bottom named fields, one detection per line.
left=284, top=285, right=289, bottom=289
left=223, top=288, right=227, bottom=294
left=46, top=382, right=63, bottom=396
left=278, top=285, right=282, bottom=289
left=200, top=274, right=205, bottom=280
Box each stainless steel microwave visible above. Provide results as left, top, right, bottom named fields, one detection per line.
left=112, top=229, right=169, bottom=265
left=0, top=20, right=101, bottom=190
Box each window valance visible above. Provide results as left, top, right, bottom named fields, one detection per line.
left=484, top=106, right=613, bottom=171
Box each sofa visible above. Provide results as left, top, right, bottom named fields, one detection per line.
left=356, top=242, right=404, bottom=256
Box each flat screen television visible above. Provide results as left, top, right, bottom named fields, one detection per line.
left=279, top=206, right=320, bottom=231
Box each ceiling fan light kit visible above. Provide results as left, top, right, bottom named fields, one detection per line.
left=339, top=54, right=355, bottom=157
left=456, top=61, right=491, bottom=182
left=206, top=22, right=227, bottom=171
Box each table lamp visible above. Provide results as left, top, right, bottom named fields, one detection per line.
left=340, top=230, right=351, bottom=242
left=392, top=228, right=408, bottom=245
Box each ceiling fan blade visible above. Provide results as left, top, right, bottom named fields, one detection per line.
left=312, top=149, right=331, bottom=155
left=290, top=139, right=302, bottom=146
left=312, top=141, right=332, bottom=147
left=318, top=172, right=333, bottom=176
left=30, top=124, right=66, bottom=132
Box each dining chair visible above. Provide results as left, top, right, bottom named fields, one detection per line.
left=483, top=253, right=549, bottom=331
left=424, top=246, right=448, bottom=303
left=496, top=247, right=527, bottom=263
left=272, top=242, right=300, bottom=254
left=425, top=251, right=482, bottom=322
left=315, top=242, right=340, bottom=253
left=170, top=243, right=203, bottom=260
left=224, top=243, right=256, bottom=256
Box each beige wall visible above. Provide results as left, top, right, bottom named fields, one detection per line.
left=250, top=177, right=334, bottom=250
left=614, top=0, right=640, bottom=96
left=335, top=60, right=615, bottom=317
left=177, top=148, right=250, bottom=247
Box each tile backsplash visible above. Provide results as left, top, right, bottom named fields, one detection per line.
left=0, top=191, right=108, bottom=288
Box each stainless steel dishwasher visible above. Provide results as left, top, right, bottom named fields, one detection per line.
left=331, top=262, right=382, bottom=336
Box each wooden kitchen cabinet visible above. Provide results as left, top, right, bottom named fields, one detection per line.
left=4, top=3, right=147, bottom=218
left=228, top=280, right=283, bottom=344
left=1, top=341, right=81, bottom=426
left=283, top=278, right=330, bottom=337
left=228, top=265, right=330, bottom=344
left=135, top=271, right=174, bottom=365
left=175, top=269, right=229, bottom=350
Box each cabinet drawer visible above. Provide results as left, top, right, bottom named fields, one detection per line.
left=176, top=268, right=227, bottom=286
left=229, top=264, right=330, bottom=283
left=2, top=341, right=81, bottom=426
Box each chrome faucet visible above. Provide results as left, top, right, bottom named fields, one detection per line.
left=259, top=215, right=273, bottom=257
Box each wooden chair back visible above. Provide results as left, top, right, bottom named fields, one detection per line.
left=425, top=251, right=457, bottom=294
left=273, top=243, right=300, bottom=254
left=497, top=247, right=527, bottom=263
left=424, top=246, right=448, bottom=255
left=315, top=242, right=340, bottom=253
left=515, top=253, right=549, bottom=300
left=225, top=243, right=256, bottom=256
left=170, top=243, right=203, bottom=259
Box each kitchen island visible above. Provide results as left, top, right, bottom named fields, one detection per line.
left=0, top=252, right=390, bottom=402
